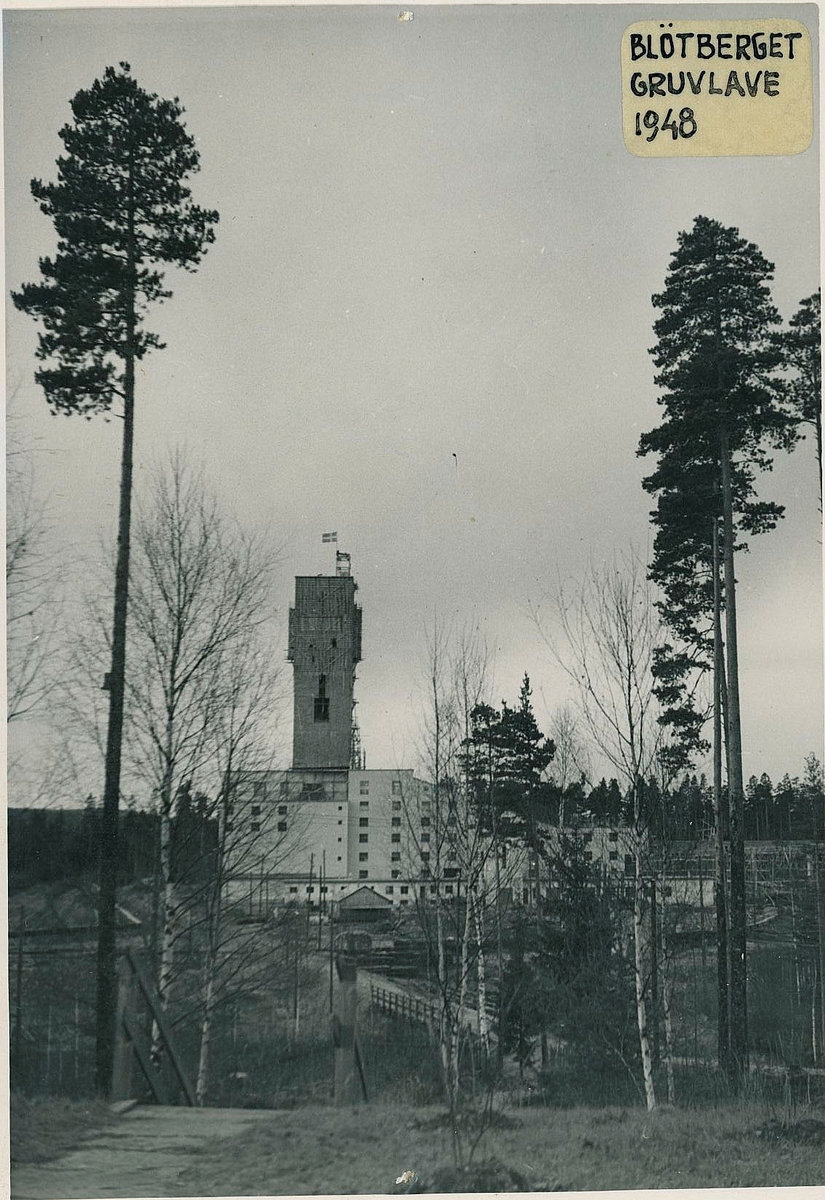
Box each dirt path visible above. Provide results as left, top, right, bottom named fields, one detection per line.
left=11, top=1106, right=275, bottom=1199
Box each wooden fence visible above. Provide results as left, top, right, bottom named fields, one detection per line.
left=370, top=984, right=440, bottom=1027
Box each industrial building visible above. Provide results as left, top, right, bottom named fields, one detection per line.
left=227, top=556, right=443, bottom=911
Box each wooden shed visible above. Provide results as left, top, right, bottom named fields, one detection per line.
left=337, top=885, right=393, bottom=924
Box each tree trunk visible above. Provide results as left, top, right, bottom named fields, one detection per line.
left=659, top=897, right=676, bottom=1106
left=494, top=838, right=505, bottom=1070
left=95, top=189, right=137, bottom=1092
left=813, top=804, right=825, bottom=1058
left=712, top=517, right=731, bottom=1077
left=452, top=889, right=472, bottom=1089
left=633, top=834, right=656, bottom=1111
left=473, top=890, right=490, bottom=1052
left=196, top=962, right=215, bottom=1106
left=152, top=806, right=175, bottom=1063
left=720, top=430, right=748, bottom=1083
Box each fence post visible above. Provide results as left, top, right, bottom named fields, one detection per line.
left=333, top=956, right=362, bottom=1105
left=111, top=956, right=135, bottom=1102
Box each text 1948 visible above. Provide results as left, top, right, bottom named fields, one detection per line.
left=634, top=107, right=698, bottom=141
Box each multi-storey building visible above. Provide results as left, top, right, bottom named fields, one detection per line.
left=227, top=559, right=444, bottom=911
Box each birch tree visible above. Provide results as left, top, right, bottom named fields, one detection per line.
left=406, top=622, right=500, bottom=1166
left=125, top=457, right=275, bottom=1048
left=534, top=553, right=665, bottom=1110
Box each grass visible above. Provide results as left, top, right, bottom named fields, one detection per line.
left=10, top=1093, right=119, bottom=1165
left=172, top=1101, right=825, bottom=1194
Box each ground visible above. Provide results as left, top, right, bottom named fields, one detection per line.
left=9, top=1099, right=825, bottom=1197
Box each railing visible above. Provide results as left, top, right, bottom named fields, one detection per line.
left=370, top=983, right=439, bottom=1026
left=369, top=982, right=496, bottom=1042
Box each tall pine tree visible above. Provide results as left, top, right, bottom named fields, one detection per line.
left=783, top=289, right=822, bottom=507
left=13, top=63, right=218, bottom=1095
left=639, top=216, right=796, bottom=1083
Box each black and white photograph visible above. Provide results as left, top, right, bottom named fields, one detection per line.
left=5, top=1, right=823, bottom=1195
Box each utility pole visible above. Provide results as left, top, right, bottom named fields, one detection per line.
left=13, top=906, right=24, bottom=1080
left=318, top=854, right=325, bottom=951
left=306, top=853, right=314, bottom=941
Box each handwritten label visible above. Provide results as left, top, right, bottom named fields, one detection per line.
left=622, top=19, right=813, bottom=156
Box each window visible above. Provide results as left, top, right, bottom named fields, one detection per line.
left=391, top=852, right=401, bottom=862
left=624, top=855, right=635, bottom=876
left=583, top=831, right=593, bottom=843
left=253, top=779, right=266, bottom=798
left=289, top=886, right=297, bottom=893
left=608, top=831, right=619, bottom=842
left=250, top=823, right=260, bottom=832
left=359, top=852, right=368, bottom=862
left=392, top=780, right=402, bottom=796
left=445, top=885, right=453, bottom=894
left=277, top=821, right=287, bottom=832
left=337, top=837, right=342, bottom=843
left=321, top=885, right=328, bottom=894
left=359, top=834, right=368, bottom=844
left=337, top=855, right=342, bottom=862
left=307, top=886, right=314, bottom=894
left=359, top=800, right=369, bottom=809
left=609, top=851, right=619, bottom=861
left=420, top=886, right=426, bottom=897
left=392, top=817, right=401, bottom=827
left=400, top=899, right=409, bottom=906
left=421, top=817, right=430, bottom=827
left=584, top=850, right=592, bottom=861
left=280, top=780, right=289, bottom=797
left=444, top=867, right=458, bottom=879
left=360, top=780, right=369, bottom=795
left=392, top=800, right=402, bottom=812
left=225, top=823, right=233, bottom=832
left=359, top=817, right=369, bottom=827
left=421, top=832, right=430, bottom=842
left=251, top=805, right=261, bottom=816
left=421, top=852, right=430, bottom=862
left=422, top=800, right=431, bottom=813
left=391, top=870, right=400, bottom=879
left=338, top=806, right=343, bottom=812
left=331, top=638, right=337, bottom=648
left=278, top=805, right=287, bottom=815
left=314, top=674, right=329, bottom=722
left=338, top=820, right=343, bottom=826
left=391, top=833, right=400, bottom=844
left=400, top=885, right=409, bottom=895
left=359, top=870, right=368, bottom=879
left=430, top=884, right=437, bottom=894
left=386, top=886, right=394, bottom=895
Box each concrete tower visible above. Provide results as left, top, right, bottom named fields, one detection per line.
left=288, top=564, right=362, bottom=769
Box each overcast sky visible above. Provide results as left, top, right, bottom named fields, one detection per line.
left=5, top=3, right=821, bottom=801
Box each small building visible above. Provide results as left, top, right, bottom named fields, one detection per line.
left=337, top=885, right=393, bottom=924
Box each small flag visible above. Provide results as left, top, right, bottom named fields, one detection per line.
left=322, top=532, right=337, bottom=543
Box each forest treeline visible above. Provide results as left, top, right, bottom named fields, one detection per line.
left=8, top=787, right=218, bottom=894
left=10, top=759, right=824, bottom=895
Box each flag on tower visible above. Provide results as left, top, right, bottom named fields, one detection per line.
left=322, top=532, right=337, bottom=543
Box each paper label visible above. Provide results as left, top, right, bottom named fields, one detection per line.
left=622, top=19, right=813, bottom=156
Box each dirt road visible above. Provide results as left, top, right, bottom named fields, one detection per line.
left=11, top=1105, right=275, bottom=1199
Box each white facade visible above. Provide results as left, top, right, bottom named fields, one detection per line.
left=227, top=766, right=463, bottom=911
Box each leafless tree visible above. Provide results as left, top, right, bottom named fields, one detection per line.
left=189, top=636, right=289, bottom=1105
left=6, top=399, right=65, bottom=725
left=403, top=620, right=504, bottom=1166
left=547, top=703, right=590, bottom=827
left=124, top=454, right=277, bottom=1039
left=533, top=551, right=666, bottom=1110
